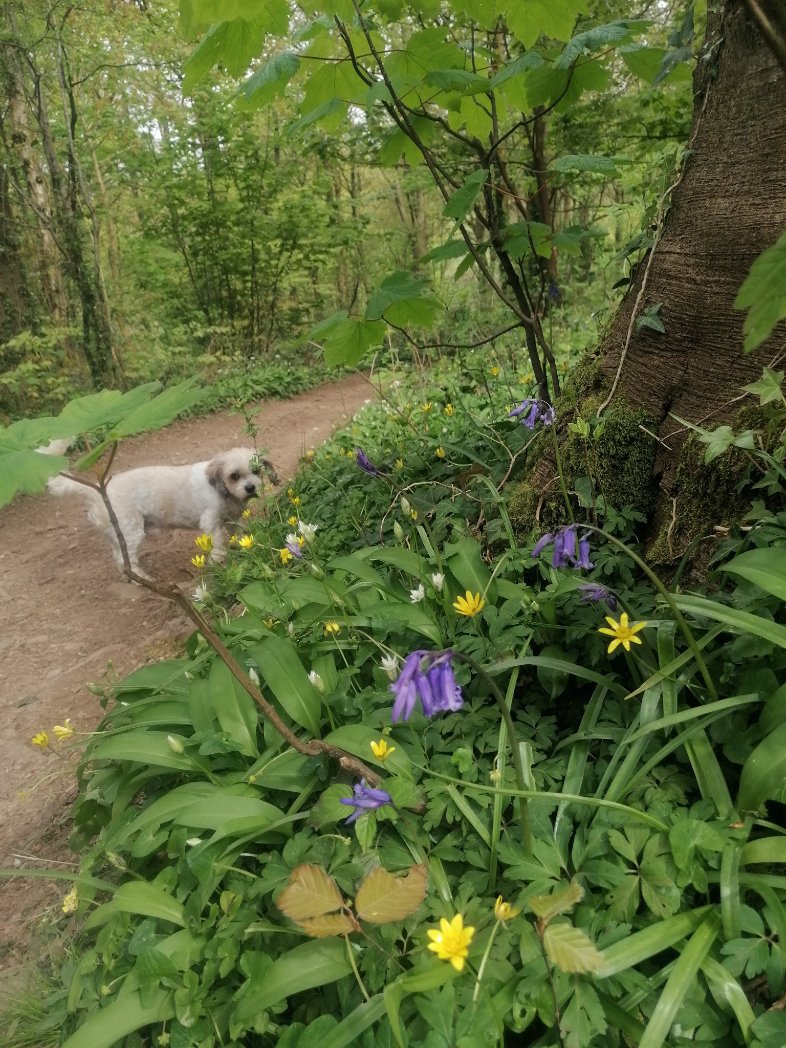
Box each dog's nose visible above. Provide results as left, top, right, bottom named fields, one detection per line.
left=245, top=482, right=257, bottom=494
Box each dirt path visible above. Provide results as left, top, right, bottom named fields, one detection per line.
left=0, top=373, right=374, bottom=974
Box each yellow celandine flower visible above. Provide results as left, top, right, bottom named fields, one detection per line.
left=494, top=896, right=521, bottom=922
left=194, top=533, right=213, bottom=553
left=191, top=554, right=206, bottom=569
left=427, top=914, right=475, bottom=971
left=452, top=590, right=486, bottom=617
left=287, top=515, right=298, bottom=526
left=263, top=617, right=275, bottom=629
left=435, top=447, right=446, bottom=459
left=62, top=885, right=78, bottom=915
left=598, top=612, right=647, bottom=653
left=305, top=448, right=315, bottom=459
left=32, top=731, right=50, bottom=748
left=324, top=621, right=341, bottom=636
left=370, top=738, right=396, bottom=761
left=287, top=487, right=295, bottom=497
left=490, top=365, right=501, bottom=377
left=444, top=403, right=454, bottom=416
left=229, top=534, right=238, bottom=546
left=280, top=547, right=293, bottom=564
left=53, top=719, right=74, bottom=741
left=394, top=458, right=404, bottom=471
left=421, top=402, right=433, bottom=413
left=238, top=535, right=254, bottom=550
left=410, top=509, right=418, bottom=521
left=290, top=496, right=302, bottom=507
left=241, top=508, right=252, bottom=520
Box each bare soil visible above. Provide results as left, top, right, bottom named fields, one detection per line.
left=0, top=373, right=374, bottom=976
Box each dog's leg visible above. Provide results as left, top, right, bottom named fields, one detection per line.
left=200, top=512, right=227, bottom=562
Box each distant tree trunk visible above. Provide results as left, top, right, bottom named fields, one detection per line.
left=515, top=2, right=786, bottom=557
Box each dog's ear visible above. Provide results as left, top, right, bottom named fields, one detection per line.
left=205, top=453, right=229, bottom=496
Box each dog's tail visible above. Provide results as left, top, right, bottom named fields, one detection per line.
left=37, top=437, right=74, bottom=457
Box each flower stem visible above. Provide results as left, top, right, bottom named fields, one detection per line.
left=551, top=426, right=574, bottom=523
left=344, top=934, right=370, bottom=1001
left=452, top=652, right=532, bottom=854
left=472, top=920, right=501, bottom=1004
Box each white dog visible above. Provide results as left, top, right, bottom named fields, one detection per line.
left=45, top=446, right=275, bottom=577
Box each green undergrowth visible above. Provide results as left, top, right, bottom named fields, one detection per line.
left=5, top=358, right=786, bottom=1048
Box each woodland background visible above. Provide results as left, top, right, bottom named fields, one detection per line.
left=0, top=0, right=693, bottom=421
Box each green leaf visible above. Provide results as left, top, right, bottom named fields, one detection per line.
left=444, top=535, right=491, bottom=593
left=621, top=44, right=692, bottom=84
left=308, top=311, right=386, bottom=366
left=528, top=880, right=584, bottom=920
left=0, top=447, right=68, bottom=506
left=355, top=865, right=427, bottom=923
left=555, top=20, right=638, bottom=68
left=635, top=302, right=666, bottom=334
left=698, top=423, right=755, bottom=463
left=110, top=379, right=206, bottom=438
left=739, top=723, right=786, bottom=812
left=87, top=731, right=210, bottom=773
left=233, top=939, right=353, bottom=1023
left=418, top=239, right=469, bottom=265
left=249, top=636, right=323, bottom=736
left=722, top=547, right=786, bottom=601
left=543, top=921, right=604, bottom=973
left=674, top=594, right=786, bottom=650
left=86, top=882, right=187, bottom=929
left=183, top=19, right=265, bottom=92
left=366, top=271, right=442, bottom=326
left=61, top=989, right=174, bottom=1048
left=550, top=154, right=619, bottom=175
left=443, top=169, right=487, bottom=223
left=239, top=51, right=300, bottom=108
left=561, top=982, right=607, bottom=1048
left=638, top=915, right=719, bottom=1048
left=208, top=658, right=260, bottom=757
left=323, top=724, right=412, bottom=777
left=742, top=366, right=785, bottom=405
left=187, top=0, right=289, bottom=31
left=506, top=0, right=587, bottom=47
left=735, top=231, right=786, bottom=351
left=598, top=906, right=713, bottom=976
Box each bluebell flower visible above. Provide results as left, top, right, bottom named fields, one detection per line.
left=390, top=650, right=463, bottom=723
left=355, top=448, right=383, bottom=476
left=340, top=779, right=393, bottom=824
left=509, top=399, right=556, bottom=430
left=531, top=525, right=594, bottom=570
left=578, top=582, right=618, bottom=611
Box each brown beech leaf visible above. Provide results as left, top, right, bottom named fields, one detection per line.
left=299, top=912, right=360, bottom=938
left=276, top=863, right=344, bottom=922
left=355, top=864, right=427, bottom=924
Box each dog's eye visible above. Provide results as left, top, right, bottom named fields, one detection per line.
left=229, top=471, right=240, bottom=481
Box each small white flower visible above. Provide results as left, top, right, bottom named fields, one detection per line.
left=298, top=521, right=319, bottom=541
left=410, top=584, right=425, bottom=603
left=431, top=572, right=445, bottom=592
left=287, top=622, right=296, bottom=637
left=248, top=666, right=260, bottom=687
left=381, top=654, right=400, bottom=681
left=167, top=735, right=184, bottom=754
left=308, top=670, right=325, bottom=693
left=285, top=532, right=299, bottom=545
left=192, top=583, right=209, bottom=603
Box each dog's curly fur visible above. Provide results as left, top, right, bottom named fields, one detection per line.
left=46, top=446, right=275, bottom=577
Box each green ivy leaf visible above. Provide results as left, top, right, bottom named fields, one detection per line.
left=741, top=367, right=784, bottom=406
left=735, top=231, right=786, bottom=352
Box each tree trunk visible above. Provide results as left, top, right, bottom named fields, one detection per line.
left=515, top=1, right=786, bottom=560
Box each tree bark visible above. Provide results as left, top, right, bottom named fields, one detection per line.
left=520, top=1, right=786, bottom=557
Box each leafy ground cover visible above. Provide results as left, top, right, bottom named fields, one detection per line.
left=4, top=357, right=786, bottom=1048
